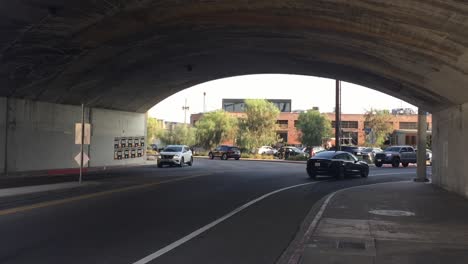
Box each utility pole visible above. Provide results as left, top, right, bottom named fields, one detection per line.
left=203, top=92, right=206, bottom=113
left=335, top=80, right=341, bottom=151
left=182, top=98, right=190, bottom=124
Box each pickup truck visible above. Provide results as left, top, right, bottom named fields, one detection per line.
left=374, top=146, right=417, bottom=168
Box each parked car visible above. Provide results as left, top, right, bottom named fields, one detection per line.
left=361, top=147, right=383, bottom=162
left=150, top=144, right=158, bottom=151
left=306, top=151, right=369, bottom=179
left=374, top=145, right=417, bottom=167
left=276, top=146, right=308, bottom=159
left=329, top=145, right=365, bottom=158
left=209, top=145, right=241, bottom=160
left=258, top=146, right=277, bottom=155
left=302, top=146, right=325, bottom=157
left=415, top=148, right=433, bottom=165
left=157, top=145, right=193, bottom=168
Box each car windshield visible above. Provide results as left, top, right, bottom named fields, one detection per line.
left=163, top=146, right=182, bottom=152
left=291, top=147, right=302, bottom=152
left=230, top=147, right=240, bottom=152
left=385, top=147, right=401, bottom=152
left=314, top=151, right=336, bottom=159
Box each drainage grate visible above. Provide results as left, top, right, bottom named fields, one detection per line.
left=338, top=241, right=366, bottom=250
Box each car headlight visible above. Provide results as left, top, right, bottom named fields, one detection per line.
left=386, top=153, right=392, bottom=157
left=174, top=154, right=180, bottom=158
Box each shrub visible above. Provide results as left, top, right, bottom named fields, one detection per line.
left=240, top=153, right=274, bottom=159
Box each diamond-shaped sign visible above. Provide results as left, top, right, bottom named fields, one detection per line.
left=75, top=152, right=89, bottom=166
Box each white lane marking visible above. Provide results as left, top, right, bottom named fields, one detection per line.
left=370, top=172, right=416, bottom=177
left=287, top=180, right=412, bottom=264
left=132, top=181, right=318, bottom=264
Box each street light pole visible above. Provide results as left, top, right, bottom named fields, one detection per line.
left=182, top=98, right=190, bottom=124
left=203, top=92, right=206, bottom=113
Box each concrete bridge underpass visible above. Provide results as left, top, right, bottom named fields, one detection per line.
left=0, top=0, right=467, bottom=197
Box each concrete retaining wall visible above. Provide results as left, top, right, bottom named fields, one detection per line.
left=0, top=97, right=6, bottom=173
left=90, top=108, right=147, bottom=167
left=432, top=103, right=468, bottom=197
left=0, top=97, right=146, bottom=175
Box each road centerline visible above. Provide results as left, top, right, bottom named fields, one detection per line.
left=0, top=173, right=212, bottom=217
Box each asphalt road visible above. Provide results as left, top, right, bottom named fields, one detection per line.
left=0, top=159, right=421, bottom=264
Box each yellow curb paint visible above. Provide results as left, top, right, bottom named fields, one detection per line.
left=0, top=173, right=211, bottom=217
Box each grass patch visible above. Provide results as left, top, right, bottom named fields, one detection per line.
left=241, top=153, right=275, bottom=159
left=286, top=155, right=308, bottom=161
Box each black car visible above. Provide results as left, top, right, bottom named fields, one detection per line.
left=209, top=145, right=241, bottom=160
left=329, top=145, right=365, bottom=157
left=306, top=151, right=369, bottom=179
left=276, top=146, right=308, bottom=159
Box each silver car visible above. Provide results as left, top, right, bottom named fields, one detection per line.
left=157, top=145, right=193, bottom=168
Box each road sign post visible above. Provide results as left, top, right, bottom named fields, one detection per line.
left=80, top=104, right=85, bottom=184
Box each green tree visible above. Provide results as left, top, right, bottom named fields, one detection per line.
left=296, top=110, right=332, bottom=146
left=237, top=99, right=280, bottom=152
left=364, top=109, right=394, bottom=147
left=147, top=117, right=163, bottom=144
left=195, top=110, right=237, bottom=149
left=159, top=124, right=196, bottom=146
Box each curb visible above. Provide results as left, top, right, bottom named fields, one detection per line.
left=194, top=156, right=306, bottom=164
left=278, top=180, right=412, bottom=264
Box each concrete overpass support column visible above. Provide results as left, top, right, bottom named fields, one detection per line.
left=0, top=97, right=6, bottom=174
left=432, top=104, right=467, bottom=198
left=415, top=109, right=428, bottom=182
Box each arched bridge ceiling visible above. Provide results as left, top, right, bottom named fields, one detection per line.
left=1, top=1, right=468, bottom=112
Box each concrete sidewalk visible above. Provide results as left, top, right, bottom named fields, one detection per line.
left=0, top=181, right=97, bottom=198
left=282, top=181, right=468, bottom=264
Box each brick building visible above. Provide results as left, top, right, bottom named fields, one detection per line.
left=190, top=99, right=432, bottom=147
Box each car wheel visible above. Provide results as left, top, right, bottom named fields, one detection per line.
left=188, top=157, right=193, bottom=166
left=157, top=163, right=163, bottom=168
left=222, top=153, right=228, bottom=160
left=307, top=167, right=316, bottom=180
left=336, top=166, right=345, bottom=180
left=179, top=157, right=184, bottom=167
left=209, top=153, right=214, bottom=160
left=361, top=167, right=369, bottom=178
left=402, top=162, right=409, bottom=167
left=235, top=157, right=240, bottom=160
left=392, top=158, right=400, bottom=168
left=375, top=162, right=383, bottom=167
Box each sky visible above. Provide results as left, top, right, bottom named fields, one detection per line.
left=148, top=74, right=416, bottom=123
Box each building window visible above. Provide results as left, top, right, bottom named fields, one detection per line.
left=400, top=122, right=418, bottom=130
left=273, top=102, right=291, bottom=112
left=294, top=120, right=299, bottom=128
left=277, top=132, right=288, bottom=143
left=276, top=120, right=288, bottom=129
left=331, top=121, right=358, bottom=129
left=342, top=131, right=358, bottom=145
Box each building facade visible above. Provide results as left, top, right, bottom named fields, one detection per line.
left=190, top=100, right=432, bottom=147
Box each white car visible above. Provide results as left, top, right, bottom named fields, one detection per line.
left=258, top=146, right=277, bottom=155
left=157, top=145, right=193, bottom=168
